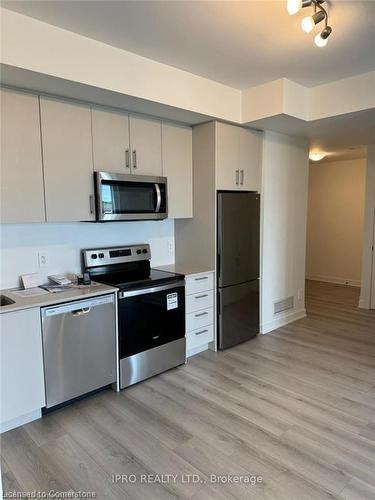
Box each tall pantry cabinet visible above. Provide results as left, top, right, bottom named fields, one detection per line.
left=175, top=121, right=263, bottom=276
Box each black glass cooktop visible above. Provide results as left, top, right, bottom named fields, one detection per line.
left=95, top=268, right=184, bottom=291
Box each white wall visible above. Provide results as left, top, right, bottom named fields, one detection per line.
left=306, top=158, right=366, bottom=287
left=2, top=9, right=374, bottom=127
left=0, top=8, right=241, bottom=123
left=0, top=220, right=174, bottom=289
left=360, top=145, right=375, bottom=309
left=261, top=131, right=309, bottom=333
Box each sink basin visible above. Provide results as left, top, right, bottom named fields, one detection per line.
left=0, top=295, right=15, bottom=306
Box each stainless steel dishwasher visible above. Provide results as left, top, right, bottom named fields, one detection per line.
left=41, top=294, right=116, bottom=409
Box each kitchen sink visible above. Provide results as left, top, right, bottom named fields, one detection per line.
left=0, top=295, right=15, bottom=306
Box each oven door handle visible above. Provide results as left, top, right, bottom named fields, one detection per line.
left=155, top=184, right=162, bottom=213
left=119, top=281, right=185, bottom=299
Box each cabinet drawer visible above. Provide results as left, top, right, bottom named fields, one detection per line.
left=186, top=324, right=214, bottom=352
left=186, top=273, right=214, bottom=295
left=186, top=290, right=213, bottom=313
left=186, top=307, right=213, bottom=332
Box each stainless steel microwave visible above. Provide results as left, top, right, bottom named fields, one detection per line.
left=94, top=172, right=168, bottom=221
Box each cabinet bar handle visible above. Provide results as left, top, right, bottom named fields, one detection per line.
left=240, top=169, right=244, bottom=185
left=89, top=195, right=95, bottom=214
left=235, top=169, right=239, bottom=185
left=195, top=329, right=208, bottom=336
left=132, top=150, right=137, bottom=169
left=195, top=312, right=208, bottom=317
left=195, top=294, right=208, bottom=299
left=125, top=149, right=130, bottom=169
left=195, top=276, right=208, bottom=281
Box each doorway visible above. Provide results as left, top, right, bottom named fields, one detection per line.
left=305, top=154, right=367, bottom=307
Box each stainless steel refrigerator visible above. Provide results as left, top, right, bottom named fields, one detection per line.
left=217, top=191, right=260, bottom=350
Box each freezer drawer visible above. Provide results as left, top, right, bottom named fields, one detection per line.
left=218, top=280, right=259, bottom=350
left=41, top=294, right=116, bottom=408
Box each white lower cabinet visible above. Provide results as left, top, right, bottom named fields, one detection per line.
left=185, top=273, right=214, bottom=296
left=1, top=308, right=45, bottom=432
left=186, top=324, right=214, bottom=353
left=185, top=272, right=215, bottom=357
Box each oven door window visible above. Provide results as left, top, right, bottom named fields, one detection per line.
left=118, top=285, right=185, bottom=358
left=101, top=180, right=161, bottom=214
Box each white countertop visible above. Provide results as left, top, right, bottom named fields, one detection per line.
left=0, top=282, right=118, bottom=314
left=155, top=263, right=215, bottom=276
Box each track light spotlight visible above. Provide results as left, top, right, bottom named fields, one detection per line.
left=287, top=0, right=312, bottom=16
left=301, top=10, right=325, bottom=33
left=314, top=26, right=332, bottom=47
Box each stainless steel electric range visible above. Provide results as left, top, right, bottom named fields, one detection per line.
left=82, top=245, right=186, bottom=390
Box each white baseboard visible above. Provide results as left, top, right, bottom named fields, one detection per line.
left=306, top=274, right=361, bottom=287
left=358, top=296, right=371, bottom=310
left=1, top=409, right=42, bottom=433
left=187, top=343, right=209, bottom=358
left=261, top=308, right=306, bottom=334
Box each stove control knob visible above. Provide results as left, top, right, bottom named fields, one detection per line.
left=98, top=253, right=104, bottom=259
left=91, top=253, right=98, bottom=259
left=142, top=249, right=148, bottom=254
left=136, top=249, right=142, bottom=254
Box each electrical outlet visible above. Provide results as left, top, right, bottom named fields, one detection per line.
left=38, top=252, right=48, bottom=269
left=297, top=288, right=303, bottom=301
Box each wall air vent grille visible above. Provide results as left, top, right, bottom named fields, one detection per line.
left=274, top=296, right=294, bottom=314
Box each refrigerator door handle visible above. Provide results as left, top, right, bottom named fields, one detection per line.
left=217, top=253, right=221, bottom=279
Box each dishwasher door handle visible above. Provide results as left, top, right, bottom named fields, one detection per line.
left=71, top=307, right=91, bottom=317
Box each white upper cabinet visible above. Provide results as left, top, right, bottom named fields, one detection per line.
left=215, top=122, right=240, bottom=190
left=91, top=108, right=131, bottom=174
left=40, top=97, right=95, bottom=222
left=129, top=115, right=162, bottom=176
left=162, top=122, right=193, bottom=219
left=239, top=127, right=263, bottom=192
left=215, top=122, right=262, bottom=192
left=0, top=89, right=45, bottom=223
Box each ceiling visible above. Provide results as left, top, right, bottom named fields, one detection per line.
left=3, top=0, right=375, bottom=90
left=249, top=107, right=375, bottom=156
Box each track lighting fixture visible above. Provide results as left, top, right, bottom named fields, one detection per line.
left=314, top=26, right=332, bottom=47
left=301, top=10, right=325, bottom=33
left=287, top=0, right=333, bottom=47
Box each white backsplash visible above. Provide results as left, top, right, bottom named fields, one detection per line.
left=0, top=220, right=175, bottom=289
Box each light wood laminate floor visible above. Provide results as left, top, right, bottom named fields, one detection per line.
left=2, top=280, right=375, bottom=499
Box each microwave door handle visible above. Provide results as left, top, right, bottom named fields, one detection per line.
left=155, top=184, right=162, bottom=213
